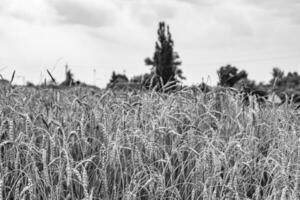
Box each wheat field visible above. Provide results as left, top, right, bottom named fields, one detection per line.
left=0, top=85, right=299, bottom=200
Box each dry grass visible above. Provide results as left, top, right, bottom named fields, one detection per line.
left=0, top=85, right=300, bottom=200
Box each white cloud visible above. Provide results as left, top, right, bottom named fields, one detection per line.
left=213, top=2, right=254, bottom=37
left=50, top=0, right=117, bottom=27
left=245, top=0, right=300, bottom=24
left=127, top=2, right=176, bottom=26
left=176, top=0, right=218, bottom=6
left=0, top=0, right=57, bottom=24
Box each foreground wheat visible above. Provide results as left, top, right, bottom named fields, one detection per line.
left=0, top=85, right=299, bottom=200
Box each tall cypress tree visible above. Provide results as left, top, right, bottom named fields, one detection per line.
left=145, top=22, right=184, bottom=90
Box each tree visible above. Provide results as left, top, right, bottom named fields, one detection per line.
left=130, top=72, right=157, bottom=89
left=217, top=65, right=248, bottom=87
left=269, top=67, right=300, bottom=91
left=60, top=65, right=81, bottom=87
left=60, top=65, right=75, bottom=87
left=145, top=22, right=184, bottom=90
left=269, top=67, right=300, bottom=103
left=270, top=67, right=284, bottom=87
left=107, top=71, right=129, bottom=87
left=109, top=71, right=128, bottom=84
left=110, top=71, right=117, bottom=84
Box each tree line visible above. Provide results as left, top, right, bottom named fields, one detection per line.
left=107, top=22, right=300, bottom=104
left=1, top=21, right=298, bottom=104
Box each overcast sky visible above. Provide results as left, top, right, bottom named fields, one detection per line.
left=0, top=0, right=300, bottom=87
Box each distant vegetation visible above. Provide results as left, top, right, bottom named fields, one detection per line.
left=103, top=22, right=299, bottom=106
left=144, top=22, right=185, bottom=91
left=106, top=21, right=185, bottom=92
left=217, top=64, right=248, bottom=87
left=0, top=21, right=298, bottom=104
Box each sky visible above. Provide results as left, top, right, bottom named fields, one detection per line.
left=0, top=0, right=300, bottom=87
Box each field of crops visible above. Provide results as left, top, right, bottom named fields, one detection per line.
left=0, top=85, right=300, bottom=200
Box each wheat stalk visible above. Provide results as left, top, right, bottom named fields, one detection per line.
left=8, top=119, right=14, bottom=141
left=82, top=164, right=89, bottom=200
left=42, top=149, right=50, bottom=186
left=66, top=154, right=72, bottom=188
left=0, top=176, right=3, bottom=200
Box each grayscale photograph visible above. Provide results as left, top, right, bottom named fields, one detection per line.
left=0, top=0, right=300, bottom=199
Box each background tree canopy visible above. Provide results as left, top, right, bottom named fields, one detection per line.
left=145, top=22, right=185, bottom=90
left=217, top=65, right=248, bottom=87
